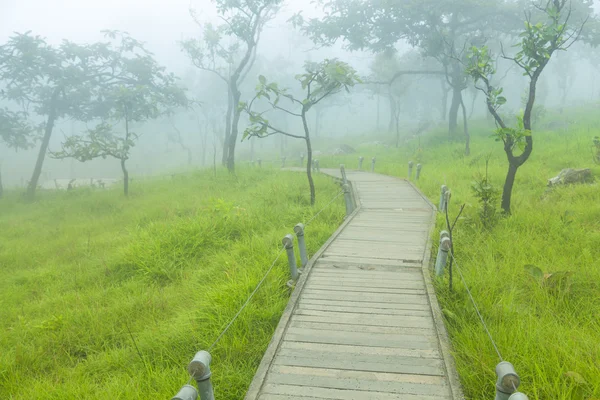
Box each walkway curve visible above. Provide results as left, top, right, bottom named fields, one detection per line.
left=245, top=169, right=464, bottom=400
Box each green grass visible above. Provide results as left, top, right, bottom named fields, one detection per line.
left=318, top=108, right=600, bottom=399
left=0, top=168, right=344, bottom=399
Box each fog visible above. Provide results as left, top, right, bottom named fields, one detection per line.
left=1, top=0, right=599, bottom=189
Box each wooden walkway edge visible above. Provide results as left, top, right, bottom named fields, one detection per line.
left=245, top=169, right=464, bottom=400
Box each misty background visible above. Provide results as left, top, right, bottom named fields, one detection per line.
left=1, top=0, right=599, bottom=188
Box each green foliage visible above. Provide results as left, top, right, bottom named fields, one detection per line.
left=492, top=114, right=531, bottom=151
left=242, top=59, right=361, bottom=140
left=470, top=158, right=499, bottom=229
left=0, top=168, right=344, bottom=399
left=0, top=108, right=40, bottom=150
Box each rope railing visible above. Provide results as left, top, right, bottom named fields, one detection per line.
left=171, top=187, right=346, bottom=400
left=434, top=186, right=529, bottom=400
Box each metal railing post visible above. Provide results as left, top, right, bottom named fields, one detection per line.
left=172, top=385, right=198, bottom=400
left=444, top=189, right=451, bottom=212
left=294, top=223, right=308, bottom=268
left=300, top=153, right=304, bottom=167
left=281, top=156, right=286, bottom=168
left=434, top=230, right=449, bottom=271
left=312, top=159, right=316, bottom=172
left=358, top=156, right=364, bottom=170
left=435, top=237, right=451, bottom=276
left=416, top=163, right=422, bottom=180
left=495, top=362, right=529, bottom=400
left=282, top=234, right=298, bottom=281
left=408, top=161, right=414, bottom=179
left=371, top=157, right=376, bottom=172
left=439, top=185, right=448, bottom=211
left=187, top=351, right=214, bottom=400
left=257, top=159, right=262, bottom=168
left=340, top=164, right=348, bottom=184
left=315, top=159, right=320, bottom=173
left=343, top=183, right=354, bottom=217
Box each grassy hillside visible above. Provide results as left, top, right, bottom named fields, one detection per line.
left=319, top=108, right=600, bottom=399
left=0, top=169, right=345, bottom=399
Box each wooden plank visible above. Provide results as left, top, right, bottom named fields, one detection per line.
left=315, top=259, right=422, bottom=279
left=266, top=366, right=451, bottom=396
left=317, top=255, right=422, bottom=267
left=298, top=302, right=431, bottom=317
left=261, top=384, right=452, bottom=400
left=305, top=283, right=425, bottom=293
left=299, top=298, right=431, bottom=311
left=292, top=309, right=435, bottom=329
left=302, top=289, right=429, bottom=305
left=284, top=327, right=438, bottom=349
left=289, top=320, right=435, bottom=336
left=280, top=340, right=441, bottom=359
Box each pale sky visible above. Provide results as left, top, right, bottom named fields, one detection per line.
left=0, top=0, right=332, bottom=75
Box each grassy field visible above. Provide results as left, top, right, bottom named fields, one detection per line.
left=0, top=168, right=345, bottom=399
left=319, top=107, right=600, bottom=399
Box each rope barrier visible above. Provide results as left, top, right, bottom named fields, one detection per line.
left=304, top=190, right=344, bottom=227
left=450, top=251, right=504, bottom=362
left=208, top=247, right=285, bottom=352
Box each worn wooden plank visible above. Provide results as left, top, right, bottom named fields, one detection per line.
left=261, top=384, right=452, bottom=400
left=284, top=327, right=438, bottom=349
left=298, top=302, right=431, bottom=317
left=266, top=366, right=451, bottom=396
left=292, top=310, right=435, bottom=329
left=289, top=320, right=435, bottom=337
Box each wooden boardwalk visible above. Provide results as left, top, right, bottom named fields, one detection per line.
left=245, top=169, right=463, bottom=400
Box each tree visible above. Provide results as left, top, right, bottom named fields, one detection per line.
left=182, top=0, right=281, bottom=173
left=467, top=0, right=589, bottom=214
left=52, top=74, right=186, bottom=196
left=295, top=0, right=521, bottom=135
left=241, top=59, right=361, bottom=205
left=0, top=109, right=39, bottom=197
left=0, top=31, right=182, bottom=199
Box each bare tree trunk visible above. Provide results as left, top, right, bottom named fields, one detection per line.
left=226, top=88, right=242, bottom=173
left=460, top=95, right=470, bottom=156
left=376, top=94, right=381, bottom=131
left=121, top=158, right=129, bottom=196
left=448, top=85, right=461, bottom=135
left=440, top=78, right=449, bottom=121
left=27, top=104, right=58, bottom=200
left=501, top=163, right=518, bottom=214
left=302, top=110, right=315, bottom=206
left=222, top=86, right=233, bottom=166
left=0, top=165, right=3, bottom=199
left=388, top=94, right=397, bottom=133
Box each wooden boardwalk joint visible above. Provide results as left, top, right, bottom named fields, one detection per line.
left=245, top=169, right=464, bottom=399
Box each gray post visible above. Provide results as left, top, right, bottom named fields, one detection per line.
left=408, top=161, right=414, bottom=179
left=343, top=183, right=354, bottom=216
left=257, top=159, right=262, bottom=168
left=435, top=237, right=451, bottom=276
left=340, top=164, right=347, bottom=184
left=434, top=230, right=449, bottom=271
left=188, top=351, right=214, bottom=400
left=444, top=189, right=451, bottom=212
left=315, top=159, right=320, bottom=173
left=172, top=385, right=198, bottom=400
left=294, top=223, right=308, bottom=268
left=312, top=159, right=316, bottom=172
left=495, top=362, right=528, bottom=400
left=300, top=153, right=305, bottom=167
left=358, top=156, right=364, bottom=170
left=281, top=156, right=286, bottom=168
left=282, top=234, right=299, bottom=281
left=439, top=185, right=448, bottom=211
left=371, top=157, right=376, bottom=172
left=416, top=163, right=422, bottom=180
